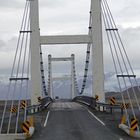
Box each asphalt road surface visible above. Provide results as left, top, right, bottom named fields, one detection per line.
left=31, top=101, right=123, bottom=140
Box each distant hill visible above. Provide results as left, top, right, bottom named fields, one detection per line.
left=105, top=86, right=140, bottom=105
left=0, top=70, right=140, bottom=100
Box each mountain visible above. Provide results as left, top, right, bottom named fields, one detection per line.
left=104, top=70, right=140, bottom=92
left=106, top=86, right=140, bottom=98
left=0, top=69, right=140, bottom=100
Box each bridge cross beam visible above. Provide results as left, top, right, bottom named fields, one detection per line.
left=30, top=0, right=105, bottom=105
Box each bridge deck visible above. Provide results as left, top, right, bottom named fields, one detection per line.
left=31, top=101, right=125, bottom=140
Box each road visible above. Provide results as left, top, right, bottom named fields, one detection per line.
left=31, top=101, right=123, bottom=140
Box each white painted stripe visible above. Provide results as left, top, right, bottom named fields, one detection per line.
left=44, top=111, right=50, bottom=127
left=119, top=138, right=123, bottom=140
left=88, top=110, right=105, bottom=126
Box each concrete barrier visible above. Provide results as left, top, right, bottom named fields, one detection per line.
left=119, top=124, right=140, bottom=138
left=22, top=116, right=35, bottom=138
left=0, top=133, right=26, bottom=140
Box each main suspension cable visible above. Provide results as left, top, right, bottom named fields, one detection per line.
left=40, top=47, right=48, bottom=97
left=73, top=7, right=92, bottom=95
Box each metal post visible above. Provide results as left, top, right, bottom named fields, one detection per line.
left=48, top=55, right=53, bottom=98
left=48, top=55, right=50, bottom=97
left=91, top=0, right=105, bottom=103
left=30, top=0, right=42, bottom=105
left=71, top=54, right=75, bottom=99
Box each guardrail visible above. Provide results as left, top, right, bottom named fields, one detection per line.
left=40, top=97, right=53, bottom=109
left=27, top=97, right=53, bottom=114
left=73, top=96, right=123, bottom=114
left=73, top=96, right=96, bottom=109
left=96, top=102, right=123, bottom=114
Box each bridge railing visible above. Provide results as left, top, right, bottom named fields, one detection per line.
left=96, top=102, right=123, bottom=114
left=73, top=96, right=123, bottom=114
left=27, top=97, right=53, bottom=114
left=73, top=96, right=96, bottom=109
left=40, top=97, right=53, bottom=109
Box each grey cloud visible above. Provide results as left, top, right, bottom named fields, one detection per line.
left=1, top=36, right=17, bottom=52
left=0, top=40, right=5, bottom=48
left=39, top=0, right=90, bottom=35
left=105, top=0, right=140, bottom=30
left=120, top=26, right=140, bottom=69
left=0, top=38, right=19, bottom=52
left=117, top=7, right=140, bottom=22
left=0, top=0, right=140, bottom=77
left=40, top=0, right=67, bottom=8
left=0, top=0, right=24, bottom=9
left=103, top=25, right=140, bottom=72
left=120, top=26, right=140, bottom=49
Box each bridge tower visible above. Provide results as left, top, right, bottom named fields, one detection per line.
left=30, top=0, right=42, bottom=105
left=48, top=54, right=75, bottom=99
left=30, top=0, right=105, bottom=105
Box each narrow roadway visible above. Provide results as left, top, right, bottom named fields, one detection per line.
left=31, top=101, right=123, bottom=140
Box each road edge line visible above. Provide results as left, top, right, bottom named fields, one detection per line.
left=44, top=111, right=50, bottom=127
left=88, top=110, right=105, bottom=126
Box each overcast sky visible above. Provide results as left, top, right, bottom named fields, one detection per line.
left=0, top=0, right=140, bottom=78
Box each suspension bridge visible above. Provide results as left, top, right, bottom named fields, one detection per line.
left=0, top=0, right=140, bottom=140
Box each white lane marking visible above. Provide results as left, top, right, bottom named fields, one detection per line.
left=119, top=138, right=123, bottom=140
left=88, top=110, right=105, bottom=126
left=44, top=111, right=50, bottom=127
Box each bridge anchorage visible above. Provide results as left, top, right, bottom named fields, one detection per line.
left=0, top=0, right=140, bottom=139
